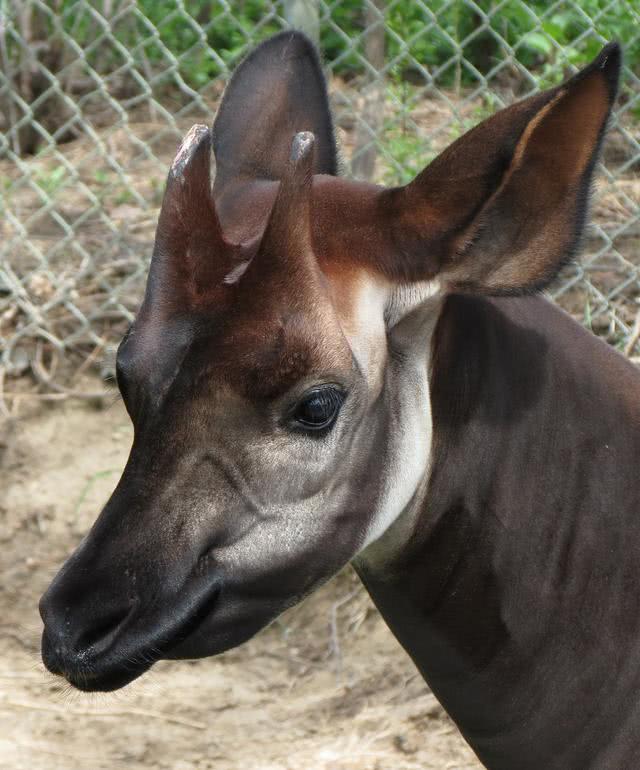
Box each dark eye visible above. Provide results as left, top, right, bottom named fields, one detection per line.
left=292, top=386, right=345, bottom=432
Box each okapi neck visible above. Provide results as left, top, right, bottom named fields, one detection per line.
left=355, top=293, right=640, bottom=769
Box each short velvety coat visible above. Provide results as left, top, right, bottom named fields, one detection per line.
left=40, top=32, right=640, bottom=769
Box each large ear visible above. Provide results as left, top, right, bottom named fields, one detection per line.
left=381, top=42, right=621, bottom=295
left=212, top=31, right=337, bottom=192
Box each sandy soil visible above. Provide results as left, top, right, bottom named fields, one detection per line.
left=0, top=399, right=481, bottom=770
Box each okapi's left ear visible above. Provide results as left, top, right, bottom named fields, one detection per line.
left=385, top=42, right=621, bottom=294
left=212, top=31, right=337, bottom=193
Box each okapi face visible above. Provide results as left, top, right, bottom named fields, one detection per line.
left=40, top=32, right=620, bottom=692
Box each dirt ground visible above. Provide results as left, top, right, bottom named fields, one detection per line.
left=0, top=398, right=481, bottom=770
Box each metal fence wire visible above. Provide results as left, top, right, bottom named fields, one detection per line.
left=1, top=1, right=639, bottom=400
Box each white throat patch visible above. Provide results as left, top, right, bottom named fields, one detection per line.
left=360, top=344, right=434, bottom=552
left=341, top=272, right=442, bottom=560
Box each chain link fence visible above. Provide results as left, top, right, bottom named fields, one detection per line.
left=1, top=1, right=639, bottom=405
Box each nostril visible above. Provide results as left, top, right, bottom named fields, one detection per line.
left=76, top=607, right=132, bottom=652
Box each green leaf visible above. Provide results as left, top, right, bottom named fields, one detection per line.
left=522, top=31, right=553, bottom=56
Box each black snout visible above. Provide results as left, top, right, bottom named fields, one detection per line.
left=39, top=539, right=228, bottom=692
left=39, top=577, right=139, bottom=691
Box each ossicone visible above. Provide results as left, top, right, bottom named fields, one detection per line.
left=241, top=131, right=318, bottom=287
left=146, top=124, right=254, bottom=313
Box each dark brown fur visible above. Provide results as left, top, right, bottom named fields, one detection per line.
left=357, top=295, right=640, bottom=768
left=39, top=32, right=636, bottom=769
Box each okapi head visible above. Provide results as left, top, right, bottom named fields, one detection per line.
left=40, top=32, right=620, bottom=692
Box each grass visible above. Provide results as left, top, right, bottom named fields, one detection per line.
left=73, top=468, right=121, bottom=516
left=33, top=166, right=67, bottom=197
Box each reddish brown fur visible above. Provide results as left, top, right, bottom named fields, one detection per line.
left=213, top=45, right=618, bottom=300
left=140, top=43, right=619, bottom=406
left=39, top=42, right=627, bottom=767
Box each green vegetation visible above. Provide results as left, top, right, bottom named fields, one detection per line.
left=385, top=0, right=639, bottom=86
left=34, top=165, right=67, bottom=196
left=4, top=0, right=638, bottom=168
left=379, top=124, right=433, bottom=186
left=47, top=1, right=639, bottom=91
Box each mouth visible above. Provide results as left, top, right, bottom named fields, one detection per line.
left=41, top=585, right=227, bottom=692
left=41, top=623, right=154, bottom=691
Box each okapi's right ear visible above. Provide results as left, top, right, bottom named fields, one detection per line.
left=382, top=42, right=621, bottom=295
left=212, top=31, right=337, bottom=192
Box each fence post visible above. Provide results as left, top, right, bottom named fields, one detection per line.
left=283, top=0, right=319, bottom=45
left=352, top=0, right=386, bottom=181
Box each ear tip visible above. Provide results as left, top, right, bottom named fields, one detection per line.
left=236, top=29, right=320, bottom=73
left=598, top=40, right=622, bottom=65
left=594, top=41, right=623, bottom=101
left=261, top=29, right=320, bottom=58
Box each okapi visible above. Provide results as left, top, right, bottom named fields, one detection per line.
left=40, top=32, right=640, bottom=768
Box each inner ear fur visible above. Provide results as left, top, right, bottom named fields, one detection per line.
left=384, top=42, right=621, bottom=295
left=212, top=31, right=337, bottom=194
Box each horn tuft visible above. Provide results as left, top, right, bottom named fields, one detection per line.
left=290, top=131, right=315, bottom=164
left=170, top=124, right=211, bottom=183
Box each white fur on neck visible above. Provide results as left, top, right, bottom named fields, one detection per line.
left=345, top=273, right=442, bottom=558
left=360, top=349, right=434, bottom=552
left=384, top=279, right=442, bottom=329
